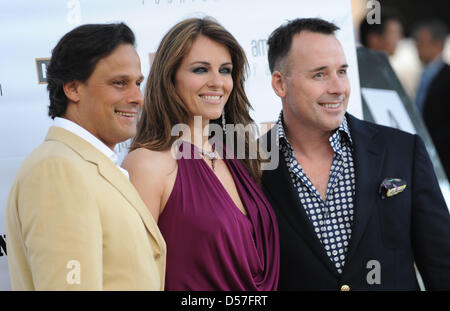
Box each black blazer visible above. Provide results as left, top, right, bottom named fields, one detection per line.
left=423, top=63, right=450, bottom=180
left=262, top=114, right=450, bottom=290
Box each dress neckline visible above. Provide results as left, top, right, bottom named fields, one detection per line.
left=189, top=143, right=248, bottom=217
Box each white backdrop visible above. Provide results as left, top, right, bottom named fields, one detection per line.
left=0, top=0, right=361, bottom=290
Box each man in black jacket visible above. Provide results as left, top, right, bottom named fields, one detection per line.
left=262, top=18, right=450, bottom=290
left=414, top=19, right=450, bottom=180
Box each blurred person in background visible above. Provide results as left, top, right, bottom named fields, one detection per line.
left=355, top=2, right=420, bottom=99
left=359, top=7, right=404, bottom=57
left=413, top=19, right=450, bottom=180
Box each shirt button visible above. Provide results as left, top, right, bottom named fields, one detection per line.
left=332, top=250, right=338, bottom=256
left=340, top=284, right=350, bottom=291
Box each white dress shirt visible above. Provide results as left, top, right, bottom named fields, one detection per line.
left=53, top=117, right=129, bottom=179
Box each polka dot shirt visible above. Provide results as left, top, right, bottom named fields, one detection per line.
left=276, top=111, right=355, bottom=274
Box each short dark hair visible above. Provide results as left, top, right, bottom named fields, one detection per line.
left=413, top=19, right=448, bottom=43
left=359, top=8, right=403, bottom=47
left=46, top=23, right=136, bottom=119
left=267, top=18, right=340, bottom=73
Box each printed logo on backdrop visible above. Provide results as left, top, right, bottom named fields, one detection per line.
left=251, top=39, right=267, bottom=58
left=35, top=58, right=50, bottom=84
left=0, top=234, right=6, bottom=257
left=249, top=39, right=270, bottom=77
left=35, top=1, right=80, bottom=85
left=141, top=0, right=220, bottom=6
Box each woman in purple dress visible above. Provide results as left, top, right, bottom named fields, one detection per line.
left=122, top=17, right=279, bottom=290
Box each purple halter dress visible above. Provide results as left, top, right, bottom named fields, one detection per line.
left=158, top=142, right=279, bottom=290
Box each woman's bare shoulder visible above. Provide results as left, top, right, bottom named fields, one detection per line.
left=122, top=147, right=176, bottom=176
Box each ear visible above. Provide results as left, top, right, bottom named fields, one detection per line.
left=271, top=70, right=287, bottom=99
left=63, top=81, right=81, bottom=103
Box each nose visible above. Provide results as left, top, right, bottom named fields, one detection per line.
left=327, top=72, right=348, bottom=95
left=206, top=72, right=224, bottom=89
left=129, top=83, right=144, bottom=106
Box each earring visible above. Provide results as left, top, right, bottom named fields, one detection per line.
left=222, top=110, right=226, bottom=134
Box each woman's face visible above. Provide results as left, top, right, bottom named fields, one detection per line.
left=175, top=35, right=233, bottom=127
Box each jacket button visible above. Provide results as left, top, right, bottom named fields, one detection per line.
left=340, top=284, right=350, bottom=291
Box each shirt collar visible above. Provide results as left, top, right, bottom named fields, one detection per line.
left=423, top=55, right=445, bottom=78
left=276, top=110, right=353, bottom=154
left=53, top=117, right=129, bottom=178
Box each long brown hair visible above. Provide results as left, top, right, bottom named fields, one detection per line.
left=130, top=17, right=262, bottom=182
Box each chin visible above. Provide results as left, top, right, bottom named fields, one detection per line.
left=324, top=117, right=344, bottom=131
left=118, top=129, right=136, bottom=142
left=204, top=111, right=223, bottom=122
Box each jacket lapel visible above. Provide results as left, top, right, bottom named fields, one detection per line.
left=46, top=127, right=166, bottom=250
left=262, top=128, right=338, bottom=275
left=95, top=161, right=166, bottom=249
left=344, top=114, right=386, bottom=264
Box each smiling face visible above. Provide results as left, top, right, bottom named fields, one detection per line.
left=273, top=31, right=350, bottom=135
left=65, top=44, right=144, bottom=149
left=174, top=35, right=233, bottom=127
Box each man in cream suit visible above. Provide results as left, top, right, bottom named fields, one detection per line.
left=6, top=23, right=166, bottom=290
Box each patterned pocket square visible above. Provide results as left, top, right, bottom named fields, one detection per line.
left=379, top=178, right=407, bottom=199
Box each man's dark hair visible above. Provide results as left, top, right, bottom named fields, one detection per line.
left=413, top=19, right=448, bottom=43
left=46, top=23, right=136, bottom=119
left=267, top=18, right=340, bottom=73
left=359, top=7, right=403, bottom=47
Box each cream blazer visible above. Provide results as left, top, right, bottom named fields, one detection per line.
left=6, top=127, right=166, bottom=290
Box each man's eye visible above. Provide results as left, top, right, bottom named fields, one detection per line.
left=114, top=80, right=126, bottom=86
left=192, top=67, right=208, bottom=74
left=339, top=69, right=347, bottom=75
left=314, top=72, right=324, bottom=78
